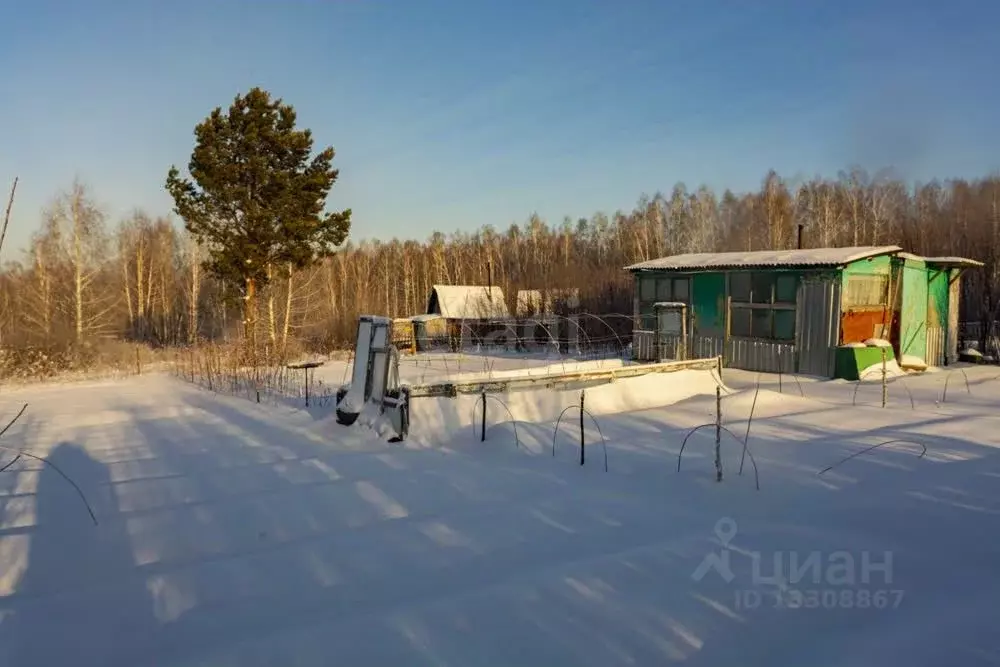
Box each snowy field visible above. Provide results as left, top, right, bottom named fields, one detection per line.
left=1, top=360, right=1000, bottom=666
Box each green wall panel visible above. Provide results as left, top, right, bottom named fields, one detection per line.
left=900, top=263, right=928, bottom=359
left=927, top=269, right=948, bottom=330
left=692, top=272, right=725, bottom=335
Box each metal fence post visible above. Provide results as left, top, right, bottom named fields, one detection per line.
left=480, top=390, right=487, bottom=442
left=881, top=347, right=887, bottom=408
left=715, top=386, right=723, bottom=482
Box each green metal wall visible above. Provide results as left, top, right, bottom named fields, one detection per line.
left=927, top=269, right=949, bottom=330
left=900, top=259, right=928, bottom=359
left=841, top=254, right=892, bottom=282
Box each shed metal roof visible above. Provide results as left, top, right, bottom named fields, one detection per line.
left=897, top=252, right=984, bottom=269
left=625, top=246, right=902, bottom=271
left=427, top=285, right=510, bottom=319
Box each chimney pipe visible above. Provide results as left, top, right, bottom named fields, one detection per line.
left=797, top=223, right=804, bottom=250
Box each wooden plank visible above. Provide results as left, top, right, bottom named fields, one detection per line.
left=406, top=357, right=721, bottom=398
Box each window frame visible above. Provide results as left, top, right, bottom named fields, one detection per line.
left=729, top=270, right=798, bottom=342
left=636, top=273, right=692, bottom=331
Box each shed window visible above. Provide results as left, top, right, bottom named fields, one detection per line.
left=730, top=309, right=751, bottom=337
left=752, top=309, right=771, bottom=336
left=730, top=273, right=751, bottom=301
left=775, top=275, right=798, bottom=303
left=729, top=271, right=798, bottom=341
left=656, top=278, right=672, bottom=301
left=751, top=274, right=774, bottom=304
left=774, top=310, right=796, bottom=341
left=640, top=276, right=656, bottom=301
left=673, top=278, right=690, bottom=301
left=637, top=275, right=690, bottom=328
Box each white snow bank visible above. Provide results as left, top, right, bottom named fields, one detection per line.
left=900, top=354, right=928, bottom=370
left=431, top=358, right=625, bottom=385
left=962, top=348, right=983, bottom=357
left=864, top=337, right=893, bottom=348
left=843, top=342, right=866, bottom=348
left=405, top=369, right=722, bottom=446
left=858, top=358, right=905, bottom=379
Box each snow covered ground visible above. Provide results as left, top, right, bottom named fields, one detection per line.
left=1, top=362, right=999, bottom=666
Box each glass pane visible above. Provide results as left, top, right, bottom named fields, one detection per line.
left=774, top=309, right=796, bottom=341
left=775, top=274, right=798, bottom=303
left=642, top=314, right=656, bottom=330
left=656, top=277, right=672, bottom=301
left=730, top=308, right=751, bottom=337
left=751, top=309, right=772, bottom=338
left=673, top=278, right=690, bottom=302
left=639, top=275, right=656, bottom=300
left=751, top=273, right=774, bottom=304
left=730, top=272, right=751, bottom=302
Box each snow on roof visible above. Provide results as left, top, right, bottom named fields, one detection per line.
left=625, top=246, right=902, bottom=271
left=898, top=252, right=983, bottom=268
left=515, top=288, right=581, bottom=315
left=428, top=285, right=510, bottom=319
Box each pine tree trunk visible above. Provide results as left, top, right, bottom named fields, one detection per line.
left=245, top=277, right=258, bottom=368
left=189, top=252, right=200, bottom=344
left=282, top=263, right=293, bottom=352
left=266, top=262, right=277, bottom=344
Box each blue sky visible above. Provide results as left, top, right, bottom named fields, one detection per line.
left=1, top=0, right=997, bottom=256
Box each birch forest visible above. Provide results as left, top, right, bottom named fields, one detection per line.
left=2, top=168, right=999, bottom=377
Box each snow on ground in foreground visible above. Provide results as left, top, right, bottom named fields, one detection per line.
left=1, top=365, right=999, bottom=666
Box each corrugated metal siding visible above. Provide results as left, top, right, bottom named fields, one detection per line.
left=633, top=330, right=656, bottom=361
left=691, top=335, right=725, bottom=360
left=634, top=331, right=724, bottom=362
left=652, top=333, right=725, bottom=361
left=656, top=333, right=687, bottom=360
left=926, top=326, right=945, bottom=366
left=948, top=272, right=960, bottom=363
left=626, top=246, right=901, bottom=271
left=727, top=338, right=795, bottom=373
left=797, top=279, right=841, bottom=377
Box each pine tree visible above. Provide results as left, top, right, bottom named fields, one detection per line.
left=166, top=87, right=351, bottom=348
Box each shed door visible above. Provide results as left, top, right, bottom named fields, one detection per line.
left=797, top=279, right=840, bottom=377
left=900, top=265, right=928, bottom=362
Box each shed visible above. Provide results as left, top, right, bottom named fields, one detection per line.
left=410, top=314, right=448, bottom=352
left=515, top=288, right=581, bottom=317
left=625, top=246, right=981, bottom=377
left=426, top=285, right=509, bottom=320
left=425, top=285, right=511, bottom=351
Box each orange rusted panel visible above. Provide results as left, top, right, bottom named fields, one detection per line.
left=840, top=308, right=890, bottom=344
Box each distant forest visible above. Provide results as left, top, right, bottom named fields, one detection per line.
left=1, top=167, right=998, bottom=371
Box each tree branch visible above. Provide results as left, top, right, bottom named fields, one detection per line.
left=1, top=176, right=17, bottom=258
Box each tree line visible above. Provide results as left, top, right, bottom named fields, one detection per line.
left=2, top=168, right=997, bottom=364
left=1, top=86, right=998, bottom=378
